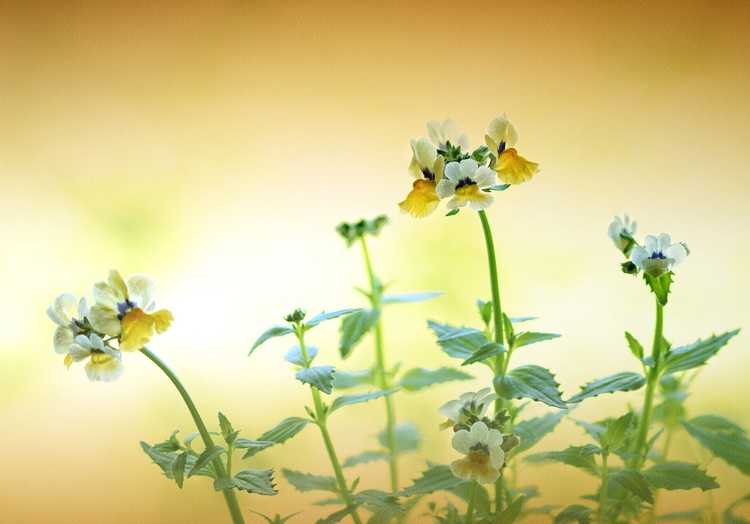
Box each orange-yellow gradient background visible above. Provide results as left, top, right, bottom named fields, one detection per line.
left=1, top=1, right=749, bottom=522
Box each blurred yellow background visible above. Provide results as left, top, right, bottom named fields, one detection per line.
left=1, top=1, right=748, bottom=522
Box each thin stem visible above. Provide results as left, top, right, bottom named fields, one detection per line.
left=466, top=481, right=478, bottom=524
left=630, top=298, right=664, bottom=470
left=599, top=452, right=610, bottom=523
left=296, top=330, right=363, bottom=524
left=360, top=236, right=399, bottom=493
left=141, top=347, right=245, bottom=524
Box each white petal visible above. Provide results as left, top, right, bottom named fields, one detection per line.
left=78, top=297, right=89, bottom=318
left=446, top=197, right=466, bottom=210
left=438, top=400, right=462, bottom=422
left=487, top=115, right=518, bottom=146
left=85, top=357, right=124, bottom=382
left=436, top=179, right=456, bottom=198
left=426, top=120, right=442, bottom=145
left=665, top=243, right=688, bottom=266
left=93, top=282, right=119, bottom=308
left=127, top=275, right=155, bottom=309
left=489, top=446, right=505, bottom=469
left=69, top=343, right=92, bottom=361
left=452, top=430, right=473, bottom=454
left=469, top=421, right=490, bottom=444
left=412, top=137, right=437, bottom=169
left=53, top=326, right=74, bottom=354
left=643, top=235, right=658, bottom=254
left=468, top=193, right=494, bottom=211
left=474, top=166, right=496, bottom=188
left=74, top=334, right=92, bottom=348
left=47, top=306, right=67, bottom=327
left=459, top=158, right=479, bottom=178
left=89, top=304, right=122, bottom=336
left=608, top=219, right=622, bottom=243
left=455, top=133, right=469, bottom=151
left=656, top=233, right=672, bottom=253
left=631, top=246, right=649, bottom=268
left=54, top=293, right=79, bottom=325
left=444, top=161, right=462, bottom=182
left=89, top=333, right=106, bottom=351
left=487, top=429, right=504, bottom=449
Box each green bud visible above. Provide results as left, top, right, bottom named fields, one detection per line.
left=284, top=308, right=306, bottom=323
left=501, top=434, right=521, bottom=452
left=621, top=261, right=639, bottom=275
left=335, top=215, right=389, bottom=247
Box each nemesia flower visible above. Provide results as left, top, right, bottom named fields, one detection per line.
left=89, top=270, right=173, bottom=351
left=630, top=234, right=689, bottom=277
left=66, top=333, right=124, bottom=382
left=427, top=119, right=469, bottom=151
left=438, top=388, right=496, bottom=429
left=48, top=293, right=89, bottom=356
left=399, top=138, right=445, bottom=218
left=608, top=214, right=638, bottom=255
left=450, top=421, right=505, bottom=484
left=485, top=115, right=539, bottom=185
left=436, top=159, right=496, bottom=210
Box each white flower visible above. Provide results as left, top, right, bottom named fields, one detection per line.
left=67, top=333, right=124, bottom=382
left=631, top=233, right=689, bottom=277
left=485, top=114, right=518, bottom=153
left=439, top=388, right=496, bottom=427
left=436, top=159, right=496, bottom=210
left=608, top=215, right=637, bottom=254
left=427, top=119, right=469, bottom=151
left=47, top=293, right=89, bottom=355
left=399, top=138, right=446, bottom=218
left=450, top=421, right=505, bottom=484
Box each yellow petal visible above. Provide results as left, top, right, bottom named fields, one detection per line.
left=151, top=309, right=174, bottom=334
left=64, top=354, right=74, bottom=368
left=120, top=308, right=156, bottom=351
left=398, top=179, right=439, bottom=218
left=496, top=148, right=539, bottom=185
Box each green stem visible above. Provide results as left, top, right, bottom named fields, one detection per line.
left=599, top=452, right=610, bottom=523
left=630, top=298, right=664, bottom=470
left=296, top=330, right=363, bottom=524
left=141, top=347, right=245, bottom=524
left=360, top=236, right=399, bottom=493
left=466, top=481, right=478, bottom=524
left=477, top=210, right=507, bottom=520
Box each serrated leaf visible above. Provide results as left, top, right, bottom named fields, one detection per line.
left=526, top=445, right=601, bottom=475
left=339, top=309, right=380, bottom=358
left=643, top=462, right=719, bottom=491
left=329, top=388, right=399, bottom=414
left=461, top=342, right=505, bottom=366
left=342, top=450, right=388, bottom=468
left=140, top=441, right=216, bottom=480
left=607, top=469, right=653, bottom=503
left=153, top=430, right=182, bottom=452
left=399, top=367, right=473, bottom=391
left=494, top=365, right=567, bottom=409
left=235, top=439, right=275, bottom=457
left=382, top=291, right=443, bottom=304
left=378, top=422, right=420, bottom=454
left=427, top=320, right=491, bottom=361
left=625, top=331, right=644, bottom=361
left=316, top=506, right=359, bottom=524
left=683, top=416, right=750, bottom=475
left=600, top=412, right=636, bottom=451
left=296, top=366, right=336, bottom=394
left=399, top=464, right=465, bottom=496
left=233, top=469, right=277, bottom=495
left=513, top=331, right=561, bottom=349
left=477, top=299, right=493, bottom=325
left=285, top=345, right=318, bottom=366
left=244, top=417, right=311, bottom=458
left=645, top=272, right=673, bottom=306
left=282, top=469, right=339, bottom=492
left=663, top=330, right=740, bottom=375
left=449, top=482, right=491, bottom=515
left=250, top=325, right=295, bottom=355
left=173, top=452, right=187, bottom=488
left=333, top=369, right=373, bottom=389
left=352, top=490, right=401, bottom=517
left=555, top=504, right=593, bottom=524
left=305, top=308, right=360, bottom=328
left=250, top=511, right=301, bottom=524
left=188, top=445, right=224, bottom=478
left=513, top=411, right=566, bottom=455
left=567, top=372, right=646, bottom=403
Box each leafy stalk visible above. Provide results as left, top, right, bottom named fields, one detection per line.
left=293, top=327, right=364, bottom=524
left=360, top=236, right=399, bottom=493
left=141, top=347, right=245, bottom=524
left=599, top=451, right=609, bottom=523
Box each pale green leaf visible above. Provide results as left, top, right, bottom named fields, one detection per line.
left=461, top=342, right=505, bottom=366
left=663, top=330, right=740, bottom=375
left=188, top=445, right=224, bottom=478
left=339, top=309, right=380, bottom=358
left=643, top=462, right=719, bottom=491
left=250, top=325, right=295, bottom=355
left=494, top=365, right=567, bottom=409
left=306, top=308, right=361, bottom=328
left=513, top=331, right=561, bottom=349
left=513, top=411, right=566, bottom=454
left=568, top=372, right=646, bottom=403
left=625, top=331, right=644, bottom=361
left=329, top=388, right=399, bottom=414
left=333, top=369, right=373, bottom=389
left=378, top=422, right=420, bottom=454
left=342, top=450, right=388, bottom=468
left=399, top=464, right=465, bottom=496
left=382, top=291, right=443, bottom=304
left=555, top=505, right=593, bottom=524
left=282, top=469, right=339, bottom=492
left=683, top=416, right=750, bottom=475
left=173, top=452, right=187, bottom=488
left=296, top=365, right=336, bottom=394
left=243, top=417, right=311, bottom=458
left=427, top=320, right=490, bottom=360
left=285, top=345, right=318, bottom=366
left=607, top=469, right=653, bottom=503
left=233, top=469, right=277, bottom=495
left=526, top=445, right=601, bottom=475
left=399, top=367, right=473, bottom=391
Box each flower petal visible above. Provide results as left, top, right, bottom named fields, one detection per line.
left=665, top=243, right=688, bottom=266
left=444, top=161, right=461, bottom=182
left=630, top=246, right=649, bottom=268
left=89, top=304, right=121, bottom=336
left=127, top=275, right=155, bottom=309
left=53, top=293, right=79, bottom=325
left=469, top=421, right=490, bottom=444
left=436, top=178, right=455, bottom=199
left=489, top=446, right=506, bottom=469
left=120, top=309, right=156, bottom=351
left=452, top=430, right=473, bottom=454
left=151, top=309, right=174, bottom=334
left=474, top=166, right=496, bottom=188
left=85, top=354, right=124, bottom=382
left=53, top=326, right=74, bottom=354
left=459, top=158, right=479, bottom=178
left=412, top=137, right=437, bottom=170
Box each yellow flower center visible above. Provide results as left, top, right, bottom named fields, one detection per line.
left=455, top=183, right=482, bottom=201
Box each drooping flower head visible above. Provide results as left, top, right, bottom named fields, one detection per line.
left=630, top=234, right=689, bottom=277
left=89, top=270, right=173, bottom=351
left=608, top=214, right=638, bottom=256
left=436, top=158, right=496, bottom=211
left=438, top=388, right=496, bottom=430
left=66, top=333, right=124, bottom=382
left=399, top=138, right=445, bottom=218
left=485, top=115, right=539, bottom=185
left=450, top=421, right=505, bottom=484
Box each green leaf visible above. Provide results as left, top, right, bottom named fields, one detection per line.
left=600, top=412, right=636, bottom=451
left=399, top=464, right=465, bottom=496
left=333, top=369, right=373, bottom=389
left=625, top=331, right=645, bottom=361
left=399, top=367, right=473, bottom=391
left=513, top=411, right=566, bottom=455
left=449, top=482, right=491, bottom=515
left=329, top=388, right=399, bottom=414
left=232, top=469, right=277, bottom=495
left=567, top=372, right=646, bottom=403
left=152, top=430, right=182, bottom=452
left=378, top=422, right=420, bottom=454
left=352, top=490, right=401, bottom=517
left=724, top=494, right=750, bottom=524
left=235, top=439, right=275, bottom=457
left=316, top=506, right=359, bottom=524
left=218, top=412, right=238, bottom=445
left=140, top=441, right=216, bottom=480
left=305, top=308, right=360, bottom=328
left=250, top=325, right=294, bottom=355
left=607, top=469, right=653, bottom=503
left=555, top=505, right=593, bottom=524
left=173, top=452, right=187, bottom=488
left=282, top=469, right=339, bottom=493
left=250, top=511, right=301, bottom=524
left=644, top=272, right=673, bottom=306
left=643, top=462, right=719, bottom=491
left=461, top=342, right=505, bottom=366
left=445, top=209, right=460, bottom=217
left=688, top=414, right=746, bottom=435
left=243, top=417, right=311, bottom=458
left=656, top=509, right=704, bottom=522
left=683, top=416, right=750, bottom=475
left=295, top=366, right=336, bottom=394
left=382, top=291, right=443, bottom=304
left=662, top=330, right=740, bottom=375
left=339, top=309, right=380, bottom=358
left=498, top=495, right=526, bottom=523
left=487, top=183, right=511, bottom=192
left=342, top=450, right=388, bottom=468
left=526, top=445, right=601, bottom=475
left=476, top=299, right=493, bottom=325
left=513, top=331, right=561, bottom=349
left=285, top=345, right=318, bottom=366
left=188, top=445, right=224, bottom=478
left=427, top=320, right=491, bottom=361
left=494, top=365, right=567, bottom=409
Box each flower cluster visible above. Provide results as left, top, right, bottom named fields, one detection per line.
left=335, top=215, right=388, bottom=247
left=608, top=215, right=689, bottom=278
left=48, top=270, right=173, bottom=381
left=399, top=116, right=539, bottom=217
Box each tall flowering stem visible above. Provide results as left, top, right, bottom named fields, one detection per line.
left=293, top=326, right=364, bottom=524
left=141, top=347, right=245, bottom=524
left=359, top=236, right=400, bottom=493
left=477, top=209, right=507, bottom=516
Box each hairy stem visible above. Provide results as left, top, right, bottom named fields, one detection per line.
left=141, top=347, right=245, bottom=524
